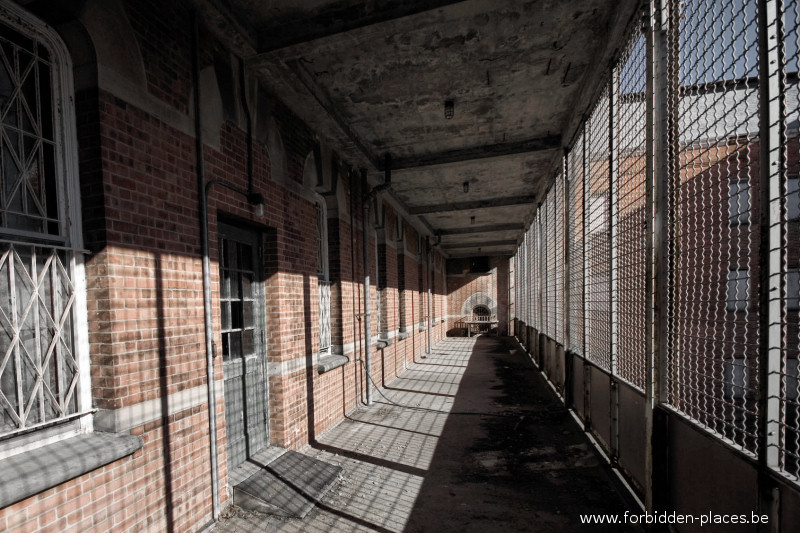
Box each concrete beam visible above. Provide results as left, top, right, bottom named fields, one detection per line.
left=440, top=240, right=516, bottom=250
left=384, top=136, right=562, bottom=171
left=438, top=223, right=524, bottom=235
left=409, top=195, right=537, bottom=215
left=445, top=250, right=513, bottom=259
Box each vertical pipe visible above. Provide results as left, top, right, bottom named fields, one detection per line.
left=361, top=169, right=373, bottom=406
left=426, top=238, right=432, bottom=354
left=757, top=0, right=785, bottom=526
left=192, top=11, right=220, bottom=521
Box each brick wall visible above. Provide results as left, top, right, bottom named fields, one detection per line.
left=446, top=257, right=510, bottom=336
left=0, top=2, right=452, bottom=532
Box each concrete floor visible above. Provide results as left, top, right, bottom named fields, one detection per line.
left=212, top=336, right=643, bottom=532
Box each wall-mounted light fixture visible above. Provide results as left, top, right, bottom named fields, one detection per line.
left=462, top=181, right=469, bottom=193
left=444, top=99, right=454, bottom=119
left=248, top=191, right=265, bottom=217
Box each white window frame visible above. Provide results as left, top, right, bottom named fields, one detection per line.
left=728, top=180, right=751, bottom=226
left=0, top=2, right=90, bottom=458
left=787, top=268, right=800, bottom=312
left=726, top=268, right=749, bottom=312
left=787, top=176, right=799, bottom=221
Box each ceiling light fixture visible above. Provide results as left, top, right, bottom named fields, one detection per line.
left=444, top=99, right=454, bottom=119
left=462, top=181, right=469, bottom=193
left=470, top=215, right=475, bottom=225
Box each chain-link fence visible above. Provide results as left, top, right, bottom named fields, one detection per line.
left=510, top=0, right=800, bottom=487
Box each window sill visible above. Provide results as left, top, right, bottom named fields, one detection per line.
left=0, top=432, right=142, bottom=508
left=397, top=331, right=410, bottom=341
left=318, top=354, right=349, bottom=374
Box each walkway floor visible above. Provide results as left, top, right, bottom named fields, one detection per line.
left=212, top=336, right=643, bottom=532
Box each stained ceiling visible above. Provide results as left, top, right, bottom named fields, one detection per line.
left=197, top=0, right=638, bottom=258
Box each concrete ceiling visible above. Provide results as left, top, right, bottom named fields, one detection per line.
left=198, top=0, right=638, bottom=257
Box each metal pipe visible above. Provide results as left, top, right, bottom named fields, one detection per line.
left=192, top=11, right=220, bottom=521
left=361, top=158, right=392, bottom=406
left=426, top=237, right=432, bottom=355
left=361, top=170, right=374, bottom=406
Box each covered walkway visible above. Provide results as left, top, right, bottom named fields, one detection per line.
left=213, top=337, right=641, bottom=532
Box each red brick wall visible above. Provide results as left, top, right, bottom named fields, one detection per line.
left=0, top=2, right=451, bottom=532
left=447, top=257, right=509, bottom=335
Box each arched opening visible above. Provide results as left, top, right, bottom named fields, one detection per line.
left=472, top=305, right=491, bottom=320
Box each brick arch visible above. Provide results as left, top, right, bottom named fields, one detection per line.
left=460, top=293, right=497, bottom=317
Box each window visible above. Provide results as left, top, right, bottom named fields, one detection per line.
left=0, top=5, right=88, bottom=441
left=723, top=356, right=748, bottom=400
left=787, top=269, right=799, bottom=312
left=726, top=269, right=749, bottom=312
left=728, top=180, right=750, bottom=225
left=788, top=176, right=799, bottom=221
left=315, top=200, right=331, bottom=353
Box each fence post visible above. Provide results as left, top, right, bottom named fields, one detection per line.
left=757, top=0, right=786, bottom=529
left=646, top=0, right=672, bottom=514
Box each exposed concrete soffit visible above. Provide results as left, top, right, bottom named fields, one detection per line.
left=438, top=223, right=524, bottom=235
left=192, top=0, right=257, bottom=57
left=440, top=240, right=516, bottom=250
left=252, top=0, right=470, bottom=53
left=383, top=136, right=562, bottom=171
left=409, top=195, right=537, bottom=215
left=559, top=0, right=640, bottom=155
left=285, top=59, right=383, bottom=169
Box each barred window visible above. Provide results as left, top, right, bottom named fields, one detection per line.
left=0, top=4, right=88, bottom=441
left=788, top=177, right=799, bottom=221
left=726, top=269, right=749, bottom=313
left=314, top=200, right=330, bottom=353
left=728, top=180, right=751, bottom=225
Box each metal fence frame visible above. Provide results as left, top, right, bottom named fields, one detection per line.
left=510, top=0, right=800, bottom=515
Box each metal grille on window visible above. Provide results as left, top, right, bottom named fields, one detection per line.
left=0, top=15, right=84, bottom=437
left=584, top=83, right=612, bottom=371
left=318, top=280, right=331, bottom=353
left=613, top=25, right=647, bottom=390
left=666, top=0, right=760, bottom=453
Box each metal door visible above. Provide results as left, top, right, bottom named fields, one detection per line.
left=218, top=223, right=268, bottom=469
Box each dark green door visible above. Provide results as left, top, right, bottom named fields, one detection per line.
left=218, top=222, right=268, bottom=469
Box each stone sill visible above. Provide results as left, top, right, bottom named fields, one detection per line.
left=0, top=432, right=143, bottom=508
left=318, top=354, right=349, bottom=374
left=397, top=331, right=410, bottom=340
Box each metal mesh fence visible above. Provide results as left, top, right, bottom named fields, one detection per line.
left=585, top=84, right=613, bottom=370
left=532, top=216, right=540, bottom=331
left=555, top=170, right=565, bottom=345
left=545, top=189, right=556, bottom=339
left=666, top=0, right=760, bottom=453
left=614, top=27, right=648, bottom=390
left=568, top=135, right=585, bottom=356
left=506, top=0, right=800, bottom=489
